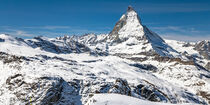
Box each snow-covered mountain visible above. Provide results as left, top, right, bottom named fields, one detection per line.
left=107, top=6, right=182, bottom=58
left=0, top=6, right=210, bottom=105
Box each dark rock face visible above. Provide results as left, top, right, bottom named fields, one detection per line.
left=29, top=36, right=64, bottom=53
left=27, top=36, right=90, bottom=54
left=197, top=91, right=210, bottom=104
left=194, top=40, right=210, bottom=60
left=130, top=63, right=157, bottom=72
left=6, top=74, right=25, bottom=91
left=127, top=57, right=148, bottom=62
left=142, top=26, right=165, bottom=44
left=127, top=6, right=134, bottom=12
left=205, top=62, right=210, bottom=70
left=4, top=75, right=82, bottom=105
left=108, top=78, right=131, bottom=96
left=108, top=11, right=127, bottom=42
left=79, top=78, right=172, bottom=103
left=35, top=54, right=77, bottom=65
left=78, top=34, right=98, bottom=44
left=90, top=48, right=109, bottom=56
left=133, top=84, right=168, bottom=102
left=112, top=52, right=156, bottom=62
left=0, top=38, right=5, bottom=42
left=65, top=39, right=90, bottom=53
left=0, top=52, right=24, bottom=64
left=40, top=78, right=64, bottom=105
left=182, top=42, right=194, bottom=47
left=0, top=52, right=27, bottom=70
left=153, top=55, right=195, bottom=65
left=40, top=78, right=82, bottom=105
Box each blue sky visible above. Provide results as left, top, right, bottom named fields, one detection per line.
left=0, top=0, right=210, bottom=41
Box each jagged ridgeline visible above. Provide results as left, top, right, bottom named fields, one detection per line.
left=0, top=6, right=209, bottom=105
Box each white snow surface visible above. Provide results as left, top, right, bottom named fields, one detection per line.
left=86, top=94, right=199, bottom=105
left=118, top=10, right=144, bottom=39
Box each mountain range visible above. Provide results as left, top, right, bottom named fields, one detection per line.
left=0, top=6, right=209, bottom=105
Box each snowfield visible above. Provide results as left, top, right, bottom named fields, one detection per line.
left=86, top=94, right=200, bottom=105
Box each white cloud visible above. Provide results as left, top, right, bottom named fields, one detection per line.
left=21, top=25, right=108, bottom=34
left=0, top=26, right=107, bottom=37
left=151, top=26, right=201, bottom=34
left=152, top=26, right=180, bottom=31
left=15, top=30, right=34, bottom=37
left=1, top=29, right=34, bottom=37
left=161, top=33, right=210, bottom=42
left=23, top=26, right=71, bottom=30
left=151, top=26, right=209, bottom=42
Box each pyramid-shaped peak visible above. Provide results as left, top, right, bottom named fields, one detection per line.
left=127, top=6, right=135, bottom=12
left=108, top=6, right=143, bottom=41
left=107, top=6, right=183, bottom=58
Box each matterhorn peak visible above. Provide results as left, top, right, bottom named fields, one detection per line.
left=108, top=6, right=165, bottom=44
left=108, top=6, right=144, bottom=42
left=125, top=6, right=142, bottom=24
left=108, top=6, right=183, bottom=58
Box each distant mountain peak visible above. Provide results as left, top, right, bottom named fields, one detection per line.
left=108, top=6, right=143, bottom=41
left=107, top=6, right=183, bottom=58
left=127, top=5, right=135, bottom=12
left=108, top=6, right=160, bottom=43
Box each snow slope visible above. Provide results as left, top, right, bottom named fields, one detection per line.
left=86, top=94, right=199, bottom=105
left=0, top=40, right=209, bottom=104
left=165, top=39, right=209, bottom=70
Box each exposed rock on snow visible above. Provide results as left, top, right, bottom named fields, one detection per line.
left=194, top=40, right=210, bottom=60
left=108, top=78, right=131, bottom=96
left=205, top=62, right=210, bottom=70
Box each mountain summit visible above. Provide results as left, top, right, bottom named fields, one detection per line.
left=109, top=6, right=144, bottom=41
left=108, top=6, right=182, bottom=58
left=127, top=5, right=135, bottom=12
